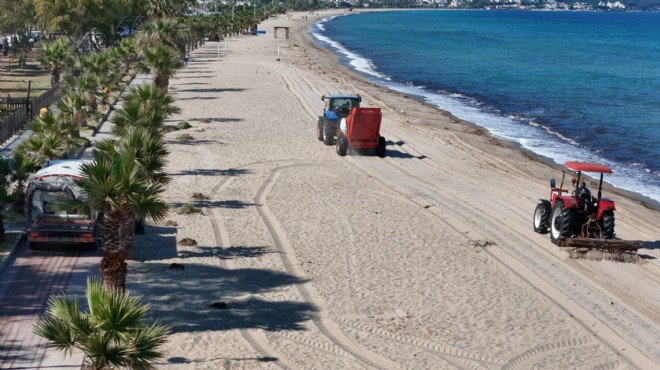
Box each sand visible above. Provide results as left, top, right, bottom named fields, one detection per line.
left=126, top=10, right=660, bottom=369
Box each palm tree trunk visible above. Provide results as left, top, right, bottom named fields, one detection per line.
left=100, top=212, right=135, bottom=291
left=100, top=250, right=127, bottom=291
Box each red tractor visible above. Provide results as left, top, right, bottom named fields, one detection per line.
left=335, top=107, right=386, bottom=157
left=534, top=162, right=615, bottom=243
left=533, top=161, right=640, bottom=261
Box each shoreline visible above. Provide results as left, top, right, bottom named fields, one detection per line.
left=303, top=9, right=660, bottom=211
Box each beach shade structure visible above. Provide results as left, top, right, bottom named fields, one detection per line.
left=532, top=161, right=642, bottom=262
left=335, top=107, right=386, bottom=158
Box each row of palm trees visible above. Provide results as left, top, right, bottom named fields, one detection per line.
left=22, top=4, right=286, bottom=367
left=25, top=12, right=196, bottom=370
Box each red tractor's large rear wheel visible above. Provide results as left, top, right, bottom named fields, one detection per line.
left=550, top=202, right=575, bottom=245
left=601, top=211, right=615, bottom=239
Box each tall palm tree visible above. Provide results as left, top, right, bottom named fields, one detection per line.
left=38, top=38, right=74, bottom=87
left=137, top=18, right=189, bottom=57
left=34, top=276, right=169, bottom=370
left=82, top=52, right=118, bottom=110
left=69, top=146, right=168, bottom=290
left=108, top=37, right=139, bottom=80
left=137, top=44, right=183, bottom=92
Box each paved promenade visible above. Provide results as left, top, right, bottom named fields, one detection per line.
left=0, top=74, right=150, bottom=369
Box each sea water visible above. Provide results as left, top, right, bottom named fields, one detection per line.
left=311, top=10, right=660, bottom=205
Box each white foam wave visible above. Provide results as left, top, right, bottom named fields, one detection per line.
left=311, top=25, right=388, bottom=80
left=309, top=21, right=660, bottom=205
left=382, top=80, right=660, bottom=204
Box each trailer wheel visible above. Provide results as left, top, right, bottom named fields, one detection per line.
left=316, top=119, right=324, bottom=141
left=550, top=202, right=574, bottom=245
left=376, top=136, right=386, bottom=158
left=336, top=134, right=348, bottom=156
left=601, top=211, right=615, bottom=239
left=533, top=201, right=551, bottom=234
left=323, top=122, right=335, bottom=146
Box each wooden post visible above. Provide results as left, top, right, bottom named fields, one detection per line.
left=26, top=80, right=32, bottom=118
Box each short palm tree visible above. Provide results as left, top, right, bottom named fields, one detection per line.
left=123, top=83, right=180, bottom=118
left=57, top=89, right=89, bottom=127
left=34, top=276, right=169, bottom=370
left=7, top=151, right=39, bottom=210
left=111, top=83, right=180, bottom=136
left=23, top=110, right=86, bottom=158
left=38, top=38, right=74, bottom=87
left=111, top=100, right=165, bottom=137
left=17, top=133, right=67, bottom=164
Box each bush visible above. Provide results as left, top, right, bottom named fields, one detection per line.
left=176, top=133, right=194, bottom=141
left=178, top=203, right=201, bottom=214
left=176, top=121, right=192, bottom=130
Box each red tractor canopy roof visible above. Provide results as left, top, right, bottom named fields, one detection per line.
left=564, top=161, right=613, bottom=174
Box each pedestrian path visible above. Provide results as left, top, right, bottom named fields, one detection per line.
left=0, top=74, right=150, bottom=370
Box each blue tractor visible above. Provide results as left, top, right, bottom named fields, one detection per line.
left=317, top=94, right=362, bottom=145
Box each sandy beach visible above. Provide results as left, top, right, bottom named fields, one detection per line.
left=127, top=10, right=660, bottom=369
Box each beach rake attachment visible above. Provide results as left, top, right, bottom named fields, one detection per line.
left=561, top=238, right=642, bottom=263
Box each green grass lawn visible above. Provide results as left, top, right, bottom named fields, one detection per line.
left=0, top=47, right=51, bottom=98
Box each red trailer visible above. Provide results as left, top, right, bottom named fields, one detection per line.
left=336, top=107, right=386, bottom=157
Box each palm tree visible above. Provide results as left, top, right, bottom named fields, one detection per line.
left=137, top=44, right=183, bottom=92
left=69, top=146, right=168, bottom=290
left=22, top=110, right=86, bottom=158
left=111, top=100, right=162, bottom=137
left=62, top=74, right=100, bottom=113
left=108, top=38, right=139, bottom=80
left=57, top=89, right=90, bottom=128
left=16, top=134, right=67, bottom=164
left=38, top=38, right=74, bottom=87
left=34, top=276, right=169, bottom=370
left=137, top=18, right=189, bottom=57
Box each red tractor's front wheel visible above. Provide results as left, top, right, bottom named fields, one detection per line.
left=550, top=202, right=575, bottom=245
left=533, top=202, right=551, bottom=234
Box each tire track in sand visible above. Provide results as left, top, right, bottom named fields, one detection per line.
left=208, top=160, right=401, bottom=369
left=345, top=153, right=656, bottom=369
left=207, top=161, right=300, bottom=370
left=253, top=163, right=402, bottom=370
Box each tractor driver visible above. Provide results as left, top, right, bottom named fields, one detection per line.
left=577, top=181, right=593, bottom=210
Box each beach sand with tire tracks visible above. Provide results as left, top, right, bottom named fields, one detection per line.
left=127, top=10, right=660, bottom=369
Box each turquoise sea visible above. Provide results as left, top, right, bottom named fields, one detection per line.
left=311, top=10, right=660, bottom=205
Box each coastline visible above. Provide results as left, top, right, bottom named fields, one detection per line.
left=306, top=9, right=660, bottom=211
left=127, top=9, right=660, bottom=369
